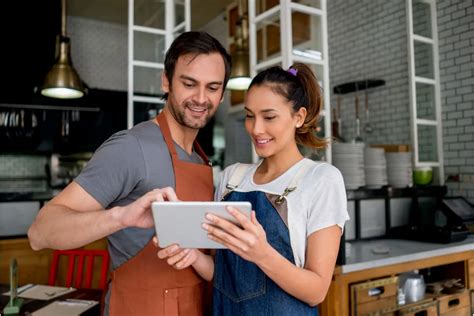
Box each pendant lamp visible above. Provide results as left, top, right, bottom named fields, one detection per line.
left=226, top=0, right=252, bottom=90
left=41, top=0, right=85, bottom=99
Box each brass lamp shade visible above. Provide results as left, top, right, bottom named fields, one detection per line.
left=41, top=0, right=85, bottom=99
left=41, top=39, right=85, bottom=99
left=227, top=0, right=251, bottom=91
left=227, top=49, right=252, bottom=90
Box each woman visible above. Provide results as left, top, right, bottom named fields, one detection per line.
left=158, top=63, right=349, bottom=315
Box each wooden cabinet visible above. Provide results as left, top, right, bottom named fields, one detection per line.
left=437, top=290, right=470, bottom=316
left=471, top=290, right=474, bottom=315
left=468, top=259, right=474, bottom=289
left=319, top=250, right=474, bottom=316
left=0, top=238, right=52, bottom=285
left=399, top=301, right=438, bottom=316
left=351, top=276, right=398, bottom=316
left=0, top=238, right=107, bottom=286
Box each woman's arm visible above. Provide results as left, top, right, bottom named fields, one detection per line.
left=204, top=208, right=341, bottom=306
left=257, top=226, right=340, bottom=305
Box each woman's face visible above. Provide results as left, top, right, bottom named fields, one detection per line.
left=244, top=85, right=306, bottom=159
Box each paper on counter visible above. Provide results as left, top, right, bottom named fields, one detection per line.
left=3, top=283, right=35, bottom=296
left=12, top=285, right=76, bottom=300
left=32, top=299, right=98, bottom=316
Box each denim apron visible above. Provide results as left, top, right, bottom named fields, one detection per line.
left=213, top=162, right=318, bottom=316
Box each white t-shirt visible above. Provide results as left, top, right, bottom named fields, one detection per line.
left=215, top=158, right=349, bottom=267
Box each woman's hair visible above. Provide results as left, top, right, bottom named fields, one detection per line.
left=248, top=63, right=327, bottom=149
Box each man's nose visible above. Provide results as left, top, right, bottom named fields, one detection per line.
left=192, top=87, right=207, bottom=104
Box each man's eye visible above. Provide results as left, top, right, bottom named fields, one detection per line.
left=209, top=86, right=219, bottom=92
left=183, top=83, right=194, bottom=88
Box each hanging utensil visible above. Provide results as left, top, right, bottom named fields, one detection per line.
left=65, top=111, right=70, bottom=136
left=364, top=90, right=373, bottom=133
left=61, top=111, right=65, bottom=137
left=337, top=96, right=345, bottom=142
left=353, top=93, right=364, bottom=143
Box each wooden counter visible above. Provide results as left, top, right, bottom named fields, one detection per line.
left=319, top=236, right=474, bottom=316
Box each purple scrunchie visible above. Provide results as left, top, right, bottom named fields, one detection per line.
left=287, top=68, right=298, bottom=76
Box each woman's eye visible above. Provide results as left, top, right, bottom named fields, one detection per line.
left=245, top=114, right=254, bottom=119
left=264, top=116, right=276, bottom=121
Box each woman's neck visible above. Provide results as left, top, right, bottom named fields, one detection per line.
left=254, top=145, right=304, bottom=185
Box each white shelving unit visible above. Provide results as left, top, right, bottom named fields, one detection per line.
left=127, top=0, right=190, bottom=128
left=406, top=0, right=444, bottom=184
left=248, top=0, right=331, bottom=163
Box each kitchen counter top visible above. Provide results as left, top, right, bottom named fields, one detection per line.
left=340, top=235, right=474, bottom=273
left=0, top=190, right=60, bottom=202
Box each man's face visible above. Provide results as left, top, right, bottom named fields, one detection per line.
left=162, top=53, right=226, bottom=129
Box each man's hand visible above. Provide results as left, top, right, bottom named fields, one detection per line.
left=112, top=187, right=178, bottom=229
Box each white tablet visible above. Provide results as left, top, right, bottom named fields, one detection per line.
left=151, top=201, right=252, bottom=249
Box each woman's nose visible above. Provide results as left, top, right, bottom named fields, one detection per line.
left=251, top=118, right=264, bottom=135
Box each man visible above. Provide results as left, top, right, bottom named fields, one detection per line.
left=28, top=31, right=231, bottom=315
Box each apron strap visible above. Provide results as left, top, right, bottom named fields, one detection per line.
left=156, top=112, right=179, bottom=159
left=222, top=159, right=312, bottom=204
left=222, top=163, right=252, bottom=200
left=156, top=111, right=210, bottom=165
left=192, top=140, right=211, bottom=166
left=275, top=159, right=313, bottom=205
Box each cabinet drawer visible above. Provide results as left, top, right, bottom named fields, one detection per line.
left=438, top=290, right=469, bottom=314
left=351, top=276, right=398, bottom=316
left=468, top=259, right=474, bottom=289
left=471, top=290, right=474, bottom=310
left=441, top=306, right=470, bottom=316
left=399, top=301, right=438, bottom=316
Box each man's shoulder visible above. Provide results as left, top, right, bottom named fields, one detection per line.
left=104, top=120, right=164, bottom=148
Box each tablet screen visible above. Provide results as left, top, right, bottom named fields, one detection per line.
left=152, top=201, right=252, bottom=249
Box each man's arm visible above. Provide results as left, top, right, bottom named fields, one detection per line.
left=28, top=181, right=177, bottom=250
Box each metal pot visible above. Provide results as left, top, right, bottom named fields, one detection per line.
left=403, top=272, right=425, bottom=303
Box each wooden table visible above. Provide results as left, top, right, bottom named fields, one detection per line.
left=0, top=285, right=102, bottom=315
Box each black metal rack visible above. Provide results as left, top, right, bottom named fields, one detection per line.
left=333, top=79, right=385, bottom=94
left=336, top=185, right=447, bottom=265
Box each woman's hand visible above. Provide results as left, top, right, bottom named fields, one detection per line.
left=154, top=237, right=200, bottom=270
left=203, top=207, right=271, bottom=265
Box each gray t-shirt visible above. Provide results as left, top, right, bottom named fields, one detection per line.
left=75, top=120, right=203, bottom=313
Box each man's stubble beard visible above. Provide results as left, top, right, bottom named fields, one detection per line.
left=167, top=94, right=213, bottom=130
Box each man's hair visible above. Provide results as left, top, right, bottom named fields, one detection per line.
left=162, top=31, right=232, bottom=100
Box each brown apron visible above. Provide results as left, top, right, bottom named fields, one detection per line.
left=109, top=112, right=213, bottom=315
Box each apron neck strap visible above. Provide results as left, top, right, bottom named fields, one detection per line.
left=222, top=163, right=252, bottom=199
left=156, top=111, right=178, bottom=158
left=155, top=111, right=210, bottom=164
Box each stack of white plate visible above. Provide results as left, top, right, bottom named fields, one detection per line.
left=332, top=143, right=365, bottom=190
left=364, top=147, right=388, bottom=188
left=386, top=152, right=413, bottom=188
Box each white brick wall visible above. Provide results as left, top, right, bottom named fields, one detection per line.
left=438, top=0, right=474, bottom=202
left=68, top=16, right=127, bottom=91
left=327, top=1, right=411, bottom=145
left=327, top=0, right=474, bottom=203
